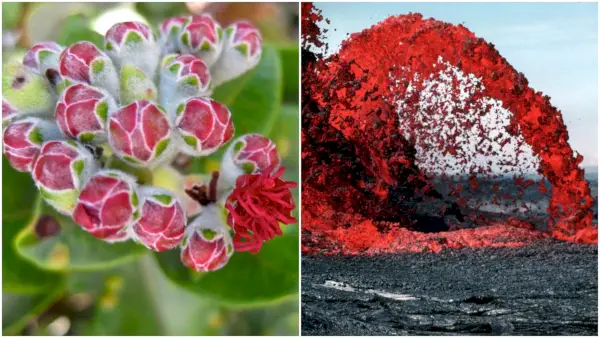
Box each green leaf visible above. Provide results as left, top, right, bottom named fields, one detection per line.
left=154, top=225, right=299, bottom=307
left=57, top=14, right=104, bottom=49
left=2, top=158, right=64, bottom=293
left=134, top=2, right=187, bottom=26
left=2, top=286, right=65, bottom=335
left=191, top=44, right=283, bottom=173
left=273, top=104, right=300, bottom=221
left=273, top=104, right=300, bottom=167
left=14, top=200, right=148, bottom=272
left=2, top=3, right=23, bottom=29
left=73, top=256, right=219, bottom=335
left=212, top=44, right=283, bottom=136
left=276, top=44, right=300, bottom=103
left=211, top=299, right=299, bottom=335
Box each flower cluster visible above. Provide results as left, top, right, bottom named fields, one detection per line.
left=2, top=15, right=296, bottom=272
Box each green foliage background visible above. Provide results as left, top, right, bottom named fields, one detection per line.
left=2, top=2, right=299, bottom=335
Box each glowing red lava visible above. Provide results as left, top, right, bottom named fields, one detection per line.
left=301, top=3, right=597, bottom=255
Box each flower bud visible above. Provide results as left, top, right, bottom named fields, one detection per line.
left=105, top=21, right=160, bottom=78
left=174, top=97, right=234, bottom=156
left=108, top=100, right=173, bottom=167
left=159, top=54, right=211, bottom=113
left=220, top=134, right=281, bottom=188
left=119, top=64, right=158, bottom=105
left=55, top=83, right=117, bottom=144
left=2, top=62, right=55, bottom=124
left=73, top=170, right=139, bottom=242
left=2, top=100, right=18, bottom=124
left=23, top=41, right=64, bottom=75
left=3, top=117, right=62, bottom=172
left=159, top=16, right=188, bottom=54
left=226, top=166, right=297, bottom=254
left=180, top=206, right=233, bottom=272
left=178, top=14, right=224, bottom=67
left=58, top=41, right=119, bottom=98
left=132, top=187, right=186, bottom=251
left=211, top=21, right=262, bottom=87
left=32, top=140, right=98, bottom=215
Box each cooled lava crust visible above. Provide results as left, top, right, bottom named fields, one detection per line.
left=301, top=241, right=598, bottom=335
left=301, top=4, right=597, bottom=255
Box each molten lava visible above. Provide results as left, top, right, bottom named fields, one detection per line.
left=301, top=3, right=597, bottom=255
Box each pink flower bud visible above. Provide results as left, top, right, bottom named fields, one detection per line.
left=180, top=208, right=233, bottom=272
left=178, top=14, right=223, bottom=67
left=3, top=100, right=18, bottom=124
left=159, top=16, right=188, bottom=54
left=3, top=117, right=61, bottom=172
left=23, top=41, right=64, bottom=75
left=211, top=21, right=262, bottom=86
left=132, top=187, right=186, bottom=251
left=58, top=42, right=119, bottom=98
left=232, top=134, right=280, bottom=173
left=220, top=134, right=280, bottom=189
left=108, top=100, right=173, bottom=167
left=159, top=54, right=211, bottom=113
left=73, top=170, right=139, bottom=242
left=55, top=83, right=116, bottom=144
left=32, top=140, right=98, bottom=215
left=174, top=97, right=234, bottom=156
left=105, top=21, right=159, bottom=78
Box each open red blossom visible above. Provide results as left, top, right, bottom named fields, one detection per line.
left=225, top=166, right=297, bottom=253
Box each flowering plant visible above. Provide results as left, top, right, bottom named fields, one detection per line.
left=3, top=5, right=299, bottom=324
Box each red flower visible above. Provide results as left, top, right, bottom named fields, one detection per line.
left=225, top=166, right=297, bottom=254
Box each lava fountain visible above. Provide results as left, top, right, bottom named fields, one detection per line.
left=301, top=3, right=597, bottom=255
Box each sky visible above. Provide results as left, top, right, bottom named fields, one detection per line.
left=314, top=2, right=598, bottom=168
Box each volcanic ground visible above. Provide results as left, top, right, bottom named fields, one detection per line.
left=301, top=240, right=598, bottom=336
